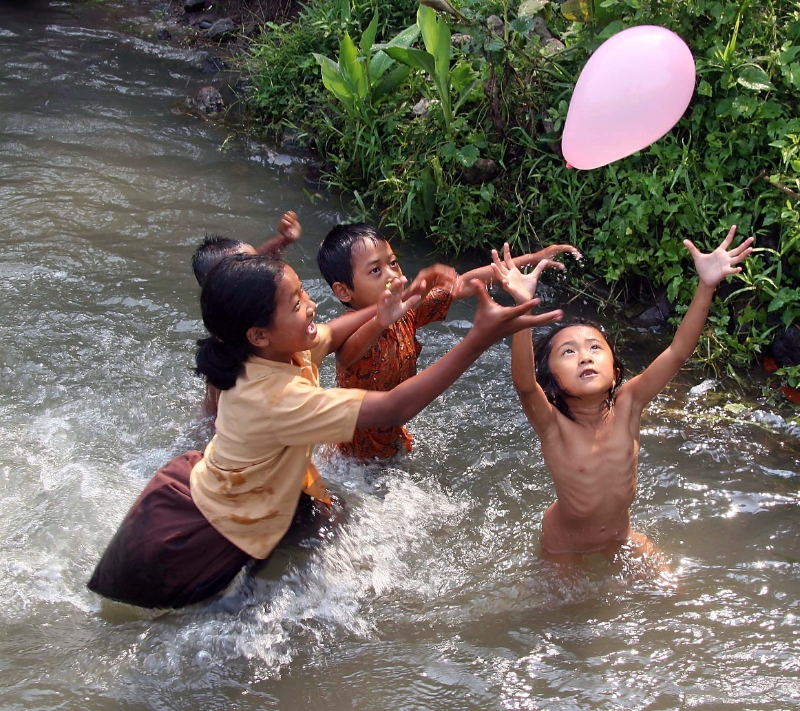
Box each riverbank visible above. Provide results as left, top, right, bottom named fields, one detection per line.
left=72, top=0, right=800, bottom=403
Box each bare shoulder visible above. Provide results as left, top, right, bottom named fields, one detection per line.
left=611, top=383, right=646, bottom=425
left=539, top=404, right=574, bottom=445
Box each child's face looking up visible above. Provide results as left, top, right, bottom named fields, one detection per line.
left=251, top=265, right=319, bottom=363
left=340, top=238, right=403, bottom=310
left=547, top=325, right=616, bottom=399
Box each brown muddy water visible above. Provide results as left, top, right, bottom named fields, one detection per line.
left=1, top=2, right=799, bottom=709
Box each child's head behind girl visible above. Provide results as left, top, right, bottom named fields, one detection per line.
left=534, top=318, right=625, bottom=421
left=196, top=254, right=285, bottom=390
left=192, top=235, right=258, bottom=287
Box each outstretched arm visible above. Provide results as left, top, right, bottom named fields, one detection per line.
left=255, top=210, right=301, bottom=258
left=356, top=281, right=563, bottom=428
left=626, top=225, right=754, bottom=408
left=451, top=243, right=581, bottom=300
left=336, top=276, right=425, bottom=372
left=492, top=243, right=565, bottom=434
left=313, top=304, right=378, bottom=364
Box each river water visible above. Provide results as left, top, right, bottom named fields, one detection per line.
left=1, top=2, right=799, bottom=709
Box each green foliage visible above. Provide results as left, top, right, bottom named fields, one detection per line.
left=312, top=15, right=418, bottom=127
left=246, top=0, right=418, bottom=138
left=246, top=0, right=800, bottom=372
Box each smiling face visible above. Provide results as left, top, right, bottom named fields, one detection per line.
left=333, top=237, right=403, bottom=310
left=249, top=265, right=318, bottom=362
left=547, top=324, right=617, bottom=399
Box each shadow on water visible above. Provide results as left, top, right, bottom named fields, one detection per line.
left=0, top=1, right=798, bottom=710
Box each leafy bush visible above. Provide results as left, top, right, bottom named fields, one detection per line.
left=245, top=0, right=799, bottom=382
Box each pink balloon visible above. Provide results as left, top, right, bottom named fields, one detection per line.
left=562, top=25, right=696, bottom=170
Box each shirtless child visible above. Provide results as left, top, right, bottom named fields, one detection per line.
left=317, top=222, right=579, bottom=461
left=491, top=226, right=753, bottom=562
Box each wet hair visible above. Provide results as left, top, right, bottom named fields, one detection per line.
left=317, top=223, right=388, bottom=292
left=195, top=254, right=285, bottom=390
left=534, top=318, right=624, bottom=421
left=191, top=234, right=250, bottom=287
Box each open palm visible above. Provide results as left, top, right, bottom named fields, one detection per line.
left=684, top=225, right=754, bottom=288
left=491, top=243, right=564, bottom=304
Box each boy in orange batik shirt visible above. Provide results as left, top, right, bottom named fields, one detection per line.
left=317, top=222, right=579, bottom=461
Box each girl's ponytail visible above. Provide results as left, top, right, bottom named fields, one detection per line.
left=194, top=254, right=284, bottom=390
left=195, top=336, right=250, bottom=391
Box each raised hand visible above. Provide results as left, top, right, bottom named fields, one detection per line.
left=491, top=242, right=565, bottom=304
left=684, top=225, right=754, bottom=289
left=376, top=276, right=423, bottom=328
left=467, top=279, right=563, bottom=349
left=409, top=264, right=458, bottom=296
left=277, top=210, right=301, bottom=247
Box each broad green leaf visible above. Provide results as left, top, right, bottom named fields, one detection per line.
left=561, top=0, right=590, bottom=22
left=780, top=45, right=800, bottom=65
left=440, top=142, right=457, bottom=160
left=371, top=24, right=420, bottom=81
left=340, top=33, right=368, bottom=100
left=737, top=66, right=773, bottom=92
left=510, top=17, right=534, bottom=34
left=756, top=101, right=784, bottom=120
left=697, top=79, right=713, bottom=97
left=782, top=62, right=800, bottom=89
left=768, top=294, right=786, bottom=312
left=484, top=37, right=504, bottom=52
left=519, top=0, right=549, bottom=18
left=384, top=46, right=437, bottom=76
left=315, top=55, right=357, bottom=114
left=451, top=62, right=475, bottom=93
left=360, top=10, right=379, bottom=60
left=418, top=5, right=451, bottom=80
left=598, top=19, right=625, bottom=40
left=731, top=94, right=759, bottom=118
left=372, top=23, right=420, bottom=52
left=373, top=64, right=411, bottom=100
left=369, top=51, right=393, bottom=82
left=456, top=145, right=479, bottom=167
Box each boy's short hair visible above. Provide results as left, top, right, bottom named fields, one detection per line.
left=192, top=234, right=249, bottom=287
left=317, top=223, right=387, bottom=290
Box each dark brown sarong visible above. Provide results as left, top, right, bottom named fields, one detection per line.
left=88, top=450, right=337, bottom=609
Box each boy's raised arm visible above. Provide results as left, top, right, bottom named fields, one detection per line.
left=626, top=225, right=754, bottom=409
left=335, top=277, right=424, bottom=372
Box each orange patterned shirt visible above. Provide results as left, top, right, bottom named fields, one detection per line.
left=336, top=287, right=453, bottom=461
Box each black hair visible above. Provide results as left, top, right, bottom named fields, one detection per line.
left=317, top=223, right=388, bottom=292
left=195, top=254, right=285, bottom=390
left=191, top=234, right=249, bottom=287
left=533, top=318, right=624, bottom=421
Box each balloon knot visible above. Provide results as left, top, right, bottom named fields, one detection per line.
left=566, top=163, right=573, bottom=169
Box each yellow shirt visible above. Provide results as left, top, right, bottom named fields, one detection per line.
left=190, top=343, right=366, bottom=559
